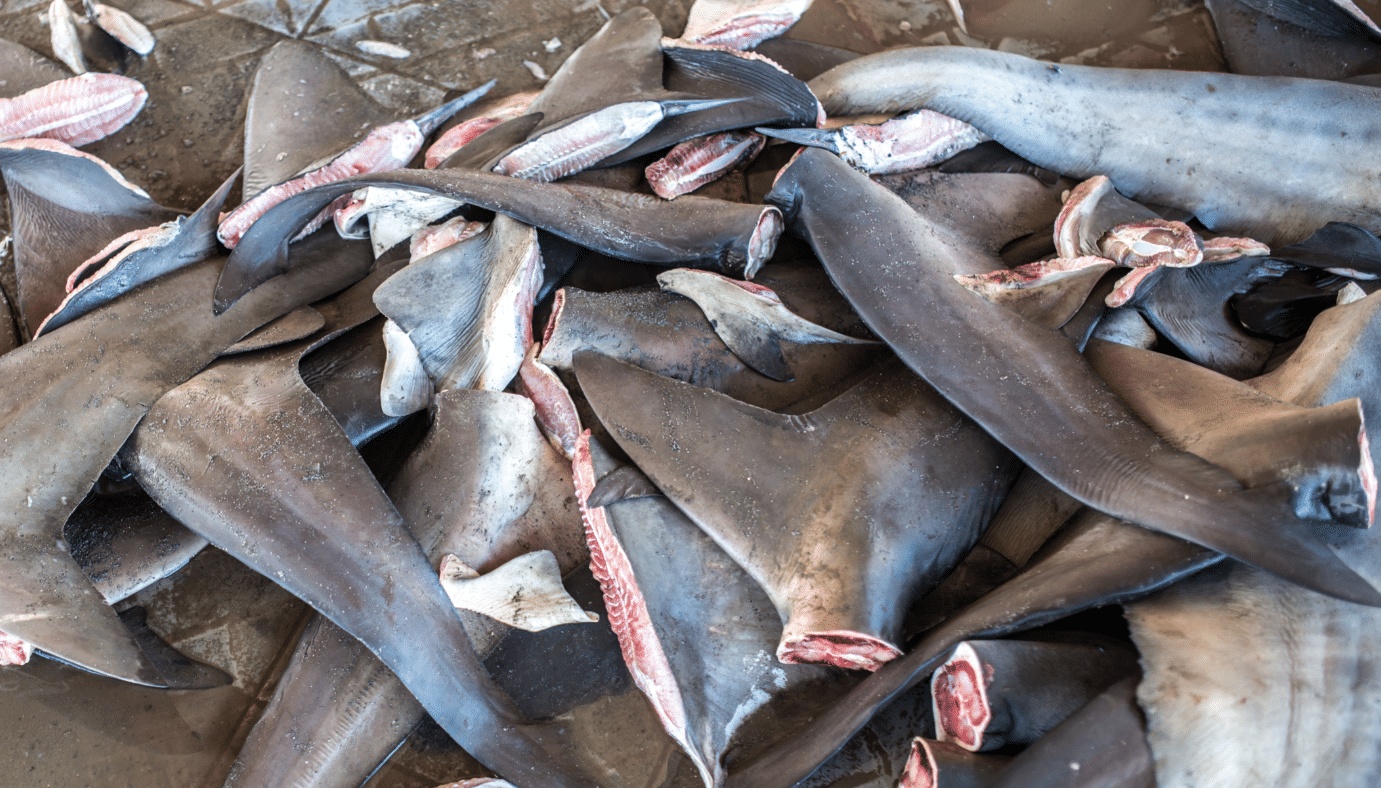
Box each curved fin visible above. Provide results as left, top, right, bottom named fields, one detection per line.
left=243, top=40, right=395, bottom=199
left=575, top=350, right=1018, bottom=665
left=768, top=148, right=1381, bottom=609
left=373, top=214, right=541, bottom=393
left=602, top=44, right=820, bottom=165
left=216, top=168, right=769, bottom=313
left=36, top=169, right=239, bottom=337
left=0, top=140, right=178, bottom=334
left=525, top=8, right=670, bottom=137
left=586, top=464, right=662, bottom=507
left=658, top=268, right=875, bottom=381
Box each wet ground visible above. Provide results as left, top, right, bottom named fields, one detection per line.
left=0, top=0, right=1230, bottom=785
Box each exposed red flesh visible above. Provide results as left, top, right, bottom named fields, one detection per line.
left=34, top=222, right=181, bottom=338
left=64, top=225, right=164, bottom=292
left=778, top=630, right=901, bottom=671
left=424, top=91, right=537, bottom=169
left=931, top=642, right=992, bottom=751
left=688, top=15, right=799, bottom=48
left=573, top=432, right=693, bottom=751
left=1105, top=264, right=1161, bottom=307
left=517, top=343, right=582, bottom=460
left=1202, top=236, right=1270, bottom=262
left=899, top=738, right=939, bottom=788
left=541, top=289, right=565, bottom=351
left=645, top=131, right=765, bottom=200
left=1099, top=219, right=1203, bottom=268
left=426, top=117, right=501, bottom=168
left=1053, top=175, right=1111, bottom=259
left=409, top=217, right=487, bottom=262
left=218, top=120, right=424, bottom=248
left=0, top=73, right=146, bottom=147
left=954, top=256, right=1113, bottom=294
left=0, top=629, right=33, bottom=666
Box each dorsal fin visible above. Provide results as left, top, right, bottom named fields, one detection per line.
left=36, top=169, right=238, bottom=337
left=524, top=8, right=672, bottom=137
left=373, top=214, right=541, bottom=393
left=0, top=140, right=178, bottom=336
left=575, top=433, right=859, bottom=784
left=242, top=40, right=395, bottom=199
left=575, top=350, right=1018, bottom=669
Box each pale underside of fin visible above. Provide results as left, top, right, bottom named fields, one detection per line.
left=440, top=551, right=599, bottom=632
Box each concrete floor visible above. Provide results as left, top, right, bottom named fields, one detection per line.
left=0, top=0, right=1228, bottom=785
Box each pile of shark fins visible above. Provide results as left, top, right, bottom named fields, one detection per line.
left=8, top=0, right=1381, bottom=785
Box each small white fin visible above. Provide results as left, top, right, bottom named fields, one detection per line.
left=1339, top=282, right=1369, bottom=306
left=439, top=550, right=599, bottom=632
left=343, top=187, right=466, bottom=258
left=380, top=319, right=433, bottom=417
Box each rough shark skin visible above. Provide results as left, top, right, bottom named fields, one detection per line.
left=216, top=167, right=782, bottom=312
left=808, top=46, right=1381, bottom=245
left=576, top=352, right=1021, bottom=670
left=0, top=229, right=369, bottom=687
left=765, top=147, right=1381, bottom=608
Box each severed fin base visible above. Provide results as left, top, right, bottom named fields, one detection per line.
left=900, top=737, right=1010, bottom=788
left=931, top=642, right=992, bottom=751
left=778, top=630, right=902, bottom=672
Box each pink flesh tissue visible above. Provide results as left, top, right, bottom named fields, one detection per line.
left=899, top=739, right=938, bottom=788
left=1098, top=219, right=1203, bottom=268
left=1106, top=265, right=1160, bottom=307
left=517, top=343, right=582, bottom=459
left=689, top=15, right=801, bottom=48
left=778, top=630, right=902, bottom=671
left=0, top=73, right=147, bottom=147
left=573, top=432, right=693, bottom=755
left=955, top=256, right=1113, bottom=293
left=217, top=120, right=424, bottom=248
left=1202, top=236, right=1270, bottom=262
left=424, top=91, right=537, bottom=168
left=0, top=630, right=33, bottom=666
left=409, top=217, right=487, bottom=262
left=644, top=131, right=765, bottom=200
left=932, top=646, right=992, bottom=751
left=837, top=110, right=988, bottom=175
left=492, top=102, right=663, bottom=183
left=65, top=226, right=163, bottom=292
